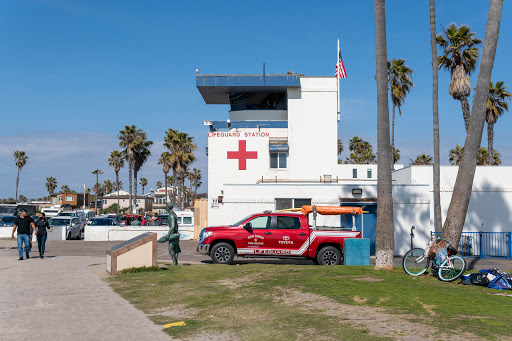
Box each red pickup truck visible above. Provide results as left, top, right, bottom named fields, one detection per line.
left=197, top=206, right=362, bottom=265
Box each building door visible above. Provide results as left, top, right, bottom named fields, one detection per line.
left=238, top=215, right=274, bottom=255
left=340, top=203, right=377, bottom=255
left=271, top=215, right=309, bottom=256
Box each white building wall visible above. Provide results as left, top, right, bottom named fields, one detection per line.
left=287, top=77, right=338, bottom=178
left=394, top=166, right=512, bottom=234
left=210, top=182, right=431, bottom=255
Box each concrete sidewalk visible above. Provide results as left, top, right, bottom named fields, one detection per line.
left=0, top=243, right=171, bottom=341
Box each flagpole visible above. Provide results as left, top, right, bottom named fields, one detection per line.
left=337, top=39, right=341, bottom=120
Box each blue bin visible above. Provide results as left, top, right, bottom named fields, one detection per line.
left=344, top=238, right=370, bottom=266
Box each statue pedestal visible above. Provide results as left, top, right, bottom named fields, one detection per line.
left=106, top=232, right=157, bottom=275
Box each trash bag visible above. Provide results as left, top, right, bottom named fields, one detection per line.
left=471, top=272, right=491, bottom=286
left=462, top=272, right=490, bottom=286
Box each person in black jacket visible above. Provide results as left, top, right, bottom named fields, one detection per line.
left=12, top=209, right=36, bottom=260
left=34, top=213, right=52, bottom=259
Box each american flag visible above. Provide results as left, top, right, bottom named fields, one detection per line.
left=335, top=50, right=347, bottom=80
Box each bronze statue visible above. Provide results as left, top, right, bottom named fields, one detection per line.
left=157, top=203, right=181, bottom=265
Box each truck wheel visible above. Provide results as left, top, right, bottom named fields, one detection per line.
left=211, top=243, right=235, bottom=264
left=317, top=246, right=342, bottom=265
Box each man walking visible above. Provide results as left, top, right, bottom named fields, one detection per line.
left=12, top=209, right=36, bottom=260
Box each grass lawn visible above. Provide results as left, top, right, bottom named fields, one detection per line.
left=108, top=264, right=512, bottom=341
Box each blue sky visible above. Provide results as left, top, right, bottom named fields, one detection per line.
left=1, top=0, right=511, bottom=199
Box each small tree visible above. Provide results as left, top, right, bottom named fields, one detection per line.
left=101, top=203, right=119, bottom=214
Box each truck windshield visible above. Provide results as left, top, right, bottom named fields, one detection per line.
left=58, top=213, right=74, bottom=216
left=49, top=219, right=69, bottom=226
left=231, top=215, right=252, bottom=226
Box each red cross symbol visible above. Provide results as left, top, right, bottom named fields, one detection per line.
left=227, top=140, right=258, bottom=170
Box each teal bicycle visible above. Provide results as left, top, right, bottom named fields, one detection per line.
left=402, top=237, right=466, bottom=282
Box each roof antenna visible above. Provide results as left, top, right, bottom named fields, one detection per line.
left=263, top=62, right=266, bottom=86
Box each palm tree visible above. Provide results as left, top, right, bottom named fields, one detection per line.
left=103, top=180, right=114, bottom=195
left=345, top=137, right=376, bottom=164
left=158, top=152, right=172, bottom=206
left=116, top=180, right=123, bottom=190
left=60, top=185, right=70, bottom=194
left=191, top=168, right=202, bottom=202
left=437, top=23, right=482, bottom=133
left=140, top=177, right=148, bottom=195
left=374, top=0, right=394, bottom=270
left=485, top=81, right=511, bottom=165
left=449, top=145, right=464, bottom=165
left=443, top=0, right=503, bottom=248
left=163, top=128, right=179, bottom=204
left=164, top=129, right=197, bottom=210
left=388, top=58, right=413, bottom=166
left=132, top=133, right=153, bottom=212
left=449, top=145, right=501, bottom=166
left=337, top=138, right=344, bottom=154
left=92, top=182, right=103, bottom=202
left=391, top=147, right=400, bottom=164
left=337, top=139, right=344, bottom=164
left=108, top=150, right=125, bottom=215
left=477, top=147, right=501, bottom=165
left=410, top=154, right=433, bottom=165
left=119, top=125, right=144, bottom=214
left=430, top=0, right=442, bottom=232
left=45, top=177, right=58, bottom=197
left=19, top=195, right=27, bottom=203
left=156, top=181, right=162, bottom=189
left=92, top=169, right=103, bottom=213
left=13, top=150, right=28, bottom=202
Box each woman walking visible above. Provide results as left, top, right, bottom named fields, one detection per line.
left=35, top=213, right=52, bottom=259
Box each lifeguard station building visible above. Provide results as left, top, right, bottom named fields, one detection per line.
left=197, top=72, right=512, bottom=257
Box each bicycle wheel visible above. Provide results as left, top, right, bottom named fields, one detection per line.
left=438, top=256, right=466, bottom=282
left=402, top=248, right=429, bottom=276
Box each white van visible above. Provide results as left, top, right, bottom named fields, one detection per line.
left=82, top=209, right=95, bottom=220
left=57, top=211, right=87, bottom=225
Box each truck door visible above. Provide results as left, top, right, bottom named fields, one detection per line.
left=237, top=215, right=274, bottom=255
left=271, top=215, right=309, bottom=256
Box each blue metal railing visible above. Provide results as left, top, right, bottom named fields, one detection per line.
left=431, top=231, right=512, bottom=260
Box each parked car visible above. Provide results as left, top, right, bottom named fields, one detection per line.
left=0, top=215, right=17, bottom=227
left=117, top=215, right=127, bottom=226
left=48, top=217, right=83, bottom=240
left=87, top=217, right=119, bottom=226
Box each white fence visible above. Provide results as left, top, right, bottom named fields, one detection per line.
left=0, top=226, right=67, bottom=241
left=85, top=225, right=195, bottom=242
